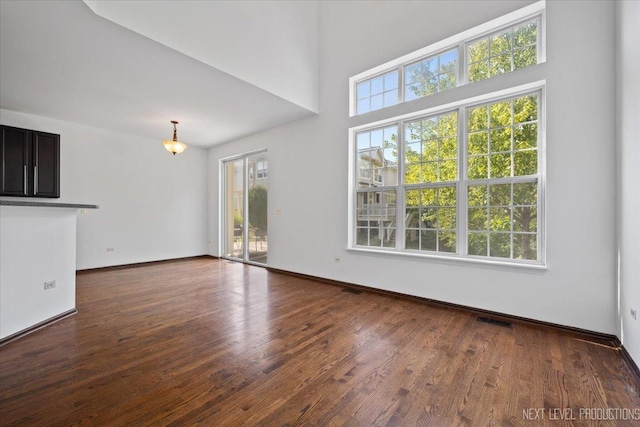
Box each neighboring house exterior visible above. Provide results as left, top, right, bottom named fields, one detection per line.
left=357, top=147, right=397, bottom=245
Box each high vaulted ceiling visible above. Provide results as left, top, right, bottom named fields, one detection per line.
left=0, top=0, right=319, bottom=148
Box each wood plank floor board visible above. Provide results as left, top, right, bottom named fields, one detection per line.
left=1, top=258, right=639, bottom=426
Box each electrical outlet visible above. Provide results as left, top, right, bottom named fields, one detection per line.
left=44, top=280, right=56, bottom=290
left=107, top=247, right=114, bottom=252
left=631, top=307, right=637, bottom=321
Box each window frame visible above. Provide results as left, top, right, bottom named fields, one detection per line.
left=348, top=81, right=546, bottom=268
left=349, top=1, right=545, bottom=117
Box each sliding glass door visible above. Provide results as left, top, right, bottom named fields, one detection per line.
left=223, top=159, right=245, bottom=259
left=222, top=151, right=268, bottom=265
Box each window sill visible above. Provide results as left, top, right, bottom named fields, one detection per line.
left=347, top=246, right=548, bottom=272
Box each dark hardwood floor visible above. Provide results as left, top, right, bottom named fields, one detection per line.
left=1, top=258, right=638, bottom=426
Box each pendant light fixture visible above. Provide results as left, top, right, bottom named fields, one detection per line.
left=162, top=120, right=187, bottom=155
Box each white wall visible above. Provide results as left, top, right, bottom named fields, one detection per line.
left=617, top=0, right=640, bottom=365
left=0, top=206, right=77, bottom=338
left=84, top=0, right=319, bottom=113
left=0, top=109, right=209, bottom=270
left=208, top=0, right=619, bottom=334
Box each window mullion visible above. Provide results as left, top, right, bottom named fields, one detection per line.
left=397, top=122, right=406, bottom=251
left=398, top=65, right=405, bottom=104
left=458, top=41, right=467, bottom=87
left=537, top=87, right=544, bottom=263
left=510, top=181, right=514, bottom=260
left=537, top=15, right=545, bottom=64
left=458, top=106, right=468, bottom=256
left=537, top=176, right=542, bottom=262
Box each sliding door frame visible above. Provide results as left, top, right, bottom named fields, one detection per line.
left=219, top=148, right=268, bottom=266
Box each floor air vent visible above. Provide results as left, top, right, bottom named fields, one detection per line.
left=476, top=316, right=512, bottom=328
left=341, top=288, right=362, bottom=295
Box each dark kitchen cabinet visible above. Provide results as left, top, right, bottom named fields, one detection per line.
left=1, top=125, right=60, bottom=198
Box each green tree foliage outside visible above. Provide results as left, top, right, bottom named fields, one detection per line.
left=402, top=93, right=538, bottom=259
left=468, top=182, right=537, bottom=260
left=405, top=111, right=458, bottom=185
left=468, top=20, right=537, bottom=82
left=405, top=186, right=456, bottom=253
left=405, top=19, right=537, bottom=100
left=355, top=95, right=538, bottom=260
left=355, top=19, right=539, bottom=260
left=406, top=49, right=457, bottom=100
left=404, top=111, right=458, bottom=252
left=467, top=95, right=538, bottom=179
left=248, top=185, right=268, bottom=238
left=467, top=93, right=538, bottom=260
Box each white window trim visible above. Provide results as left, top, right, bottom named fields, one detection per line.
left=348, top=81, right=547, bottom=269
left=350, top=81, right=545, bottom=135
left=349, top=0, right=546, bottom=117
left=347, top=246, right=548, bottom=271
left=218, top=148, right=268, bottom=258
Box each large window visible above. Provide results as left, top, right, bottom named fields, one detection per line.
left=466, top=94, right=539, bottom=260
left=349, top=2, right=545, bottom=266
left=351, top=90, right=542, bottom=264
left=350, top=2, right=544, bottom=117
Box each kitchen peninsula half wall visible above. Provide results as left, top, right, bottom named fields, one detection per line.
left=0, top=200, right=98, bottom=342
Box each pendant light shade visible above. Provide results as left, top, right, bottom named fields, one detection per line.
left=162, top=120, right=187, bottom=155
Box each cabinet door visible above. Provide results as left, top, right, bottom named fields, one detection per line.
left=33, top=131, right=60, bottom=198
left=1, top=125, right=30, bottom=196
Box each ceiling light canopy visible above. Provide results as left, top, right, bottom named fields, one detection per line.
left=162, top=121, right=187, bottom=155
